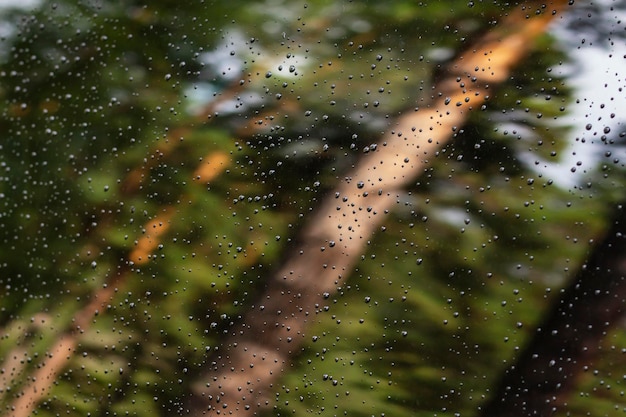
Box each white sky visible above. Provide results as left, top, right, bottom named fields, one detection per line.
left=541, top=0, right=626, bottom=187
left=0, top=0, right=39, bottom=8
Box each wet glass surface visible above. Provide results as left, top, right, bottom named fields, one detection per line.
left=0, top=1, right=625, bottom=416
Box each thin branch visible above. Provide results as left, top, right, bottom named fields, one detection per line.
left=6, top=125, right=232, bottom=417
left=7, top=269, right=127, bottom=417
left=187, top=2, right=570, bottom=415
left=5, top=80, right=234, bottom=417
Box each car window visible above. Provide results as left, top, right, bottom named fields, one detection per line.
left=1, top=1, right=625, bottom=416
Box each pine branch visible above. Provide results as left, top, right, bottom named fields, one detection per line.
left=4, top=91, right=236, bottom=417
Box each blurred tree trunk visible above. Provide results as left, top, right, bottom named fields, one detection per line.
left=478, top=203, right=626, bottom=417
left=186, top=2, right=569, bottom=415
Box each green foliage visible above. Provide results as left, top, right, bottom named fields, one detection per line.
left=0, top=1, right=625, bottom=417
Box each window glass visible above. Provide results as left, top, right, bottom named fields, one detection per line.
left=1, top=1, right=625, bottom=416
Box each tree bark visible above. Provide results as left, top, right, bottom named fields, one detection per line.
left=478, top=203, right=626, bottom=417
left=187, top=2, right=569, bottom=415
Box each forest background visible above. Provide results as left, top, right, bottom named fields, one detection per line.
left=0, top=1, right=625, bottom=417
